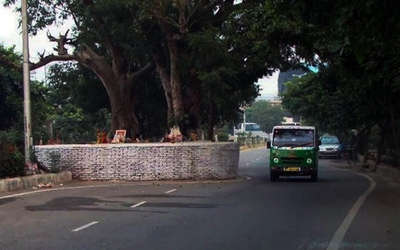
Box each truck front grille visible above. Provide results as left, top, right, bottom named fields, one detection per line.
left=281, top=157, right=303, bottom=164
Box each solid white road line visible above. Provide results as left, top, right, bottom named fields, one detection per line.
left=165, top=189, right=177, bottom=194
left=72, top=221, right=99, bottom=232
left=131, top=201, right=147, bottom=208
left=326, top=173, right=376, bottom=250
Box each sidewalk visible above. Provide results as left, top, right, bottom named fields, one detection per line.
left=326, top=159, right=400, bottom=184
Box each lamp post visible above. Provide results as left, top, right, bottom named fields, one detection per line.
left=22, top=0, right=32, bottom=164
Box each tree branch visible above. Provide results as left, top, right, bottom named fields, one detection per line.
left=30, top=54, right=77, bottom=70
left=129, top=62, right=154, bottom=79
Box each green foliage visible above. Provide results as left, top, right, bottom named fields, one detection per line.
left=185, top=25, right=260, bottom=130
left=246, top=100, right=289, bottom=133
left=46, top=62, right=167, bottom=142
left=48, top=151, right=62, bottom=173
left=0, top=130, right=25, bottom=179
left=253, top=0, right=400, bottom=163
left=46, top=63, right=110, bottom=143
left=0, top=45, right=23, bottom=131
left=217, top=132, right=229, bottom=142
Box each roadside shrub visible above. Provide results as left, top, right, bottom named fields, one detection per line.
left=217, top=132, right=229, bottom=142
left=48, top=151, right=62, bottom=173
left=0, top=130, right=25, bottom=179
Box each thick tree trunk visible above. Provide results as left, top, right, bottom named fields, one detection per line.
left=108, top=78, right=139, bottom=139
left=374, top=125, right=386, bottom=171
left=182, top=80, right=202, bottom=136
left=207, top=100, right=216, bottom=141
left=166, top=38, right=184, bottom=126
left=153, top=54, right=174, bottom=127
left=76, top=46, right=143, bottom=139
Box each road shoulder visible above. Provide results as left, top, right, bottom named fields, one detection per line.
left=326, top=159, right=400, bottom=250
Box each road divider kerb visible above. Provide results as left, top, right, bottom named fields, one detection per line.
left=0, top=171, right=72, bottom=193
left=326, top=172, right=376, bottom=250
left=72, top=221, right=99, bottom=232
left=131, top=201, right=147, bottom=208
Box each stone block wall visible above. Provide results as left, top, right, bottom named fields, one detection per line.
left=34, top=142, right=239, bottom=181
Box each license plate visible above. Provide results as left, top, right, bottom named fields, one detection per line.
left=284, top=167, right=301, bottom=172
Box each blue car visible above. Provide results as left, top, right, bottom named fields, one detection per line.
left=318, top=135, right=343, bottom=158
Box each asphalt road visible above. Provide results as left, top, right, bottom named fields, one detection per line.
left=0, top=148, right=399, bottom=250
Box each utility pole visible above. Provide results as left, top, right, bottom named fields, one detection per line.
left=22, top=0, right=32, bottom=164
left=239, top=105, right=247, bottom=133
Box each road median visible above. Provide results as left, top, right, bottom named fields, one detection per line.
left=0, top=171, right=72, bottom=193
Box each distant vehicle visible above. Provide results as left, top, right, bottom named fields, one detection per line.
left=267, top=125, right=319, bottom=182
left=233, top=122, right=269, bottom=139
left=319, top=135, right=342, bottom=158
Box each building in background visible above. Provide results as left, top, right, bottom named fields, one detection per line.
left=277, top=69, right=306, bottom=122
left=277, top=68, right=306, bottom=96
left=268, top=97, right=282, bottom=106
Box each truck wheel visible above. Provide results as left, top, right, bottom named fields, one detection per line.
left=311, top=172, right=318, bottom=182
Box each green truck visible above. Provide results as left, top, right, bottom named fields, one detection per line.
left=267, top=125, right=319, bottom=182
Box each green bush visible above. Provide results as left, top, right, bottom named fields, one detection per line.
left=48, top=151, right=62, bottom=173
left=217, top=132, right=229, bottom=142
left=0, top=130, right=25, bottom=179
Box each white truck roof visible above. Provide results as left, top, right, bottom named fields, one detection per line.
left=273, top=125, right=316, bottom=130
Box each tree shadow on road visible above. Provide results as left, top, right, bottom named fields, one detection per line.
left=0, top=197, right=17, bottom=206
left=111, top=194, right=206, bottom=199
left=141, top=202, right=217, bottom=209
left=266, top=176, right=336, bottom=183
left=25, top=196, right=167, bottom=213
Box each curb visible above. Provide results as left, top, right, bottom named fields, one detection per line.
left=0, top=171, right=72, bottom=193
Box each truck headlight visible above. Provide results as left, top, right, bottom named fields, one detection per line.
left=306, top=158, right=312, bottom=164
left=273, top=158, right=279, bottom=164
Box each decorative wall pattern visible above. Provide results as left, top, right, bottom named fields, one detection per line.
left=34, top=142, right=239, bottom=181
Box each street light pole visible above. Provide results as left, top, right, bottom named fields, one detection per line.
left=22, top=0, right=32, bottom=164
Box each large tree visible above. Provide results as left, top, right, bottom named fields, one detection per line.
left=141, top=1, right=246, bottom=130
left=141, top=0, right=295, bottom=137
left=276, top=0, right=400, bottom=165
left=5, top=0, right=153, bottom=138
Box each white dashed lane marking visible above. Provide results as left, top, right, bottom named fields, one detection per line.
left=130, top=201, right=147, bottom=208
left=165, top=189, right=177, bottom=194
left=72, top=221, right=99, bottom=232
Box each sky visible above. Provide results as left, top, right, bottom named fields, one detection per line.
left=0, top=2, right=279, bottom=100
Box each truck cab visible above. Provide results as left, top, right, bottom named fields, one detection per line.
left=233, top=122, right=269, bottom=139
left=267, top=125, right=319, bottom=182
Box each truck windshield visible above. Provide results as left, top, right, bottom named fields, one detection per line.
left=273, top=129, right=315, bottom=147
left=245, top=124, right=261, bottom=131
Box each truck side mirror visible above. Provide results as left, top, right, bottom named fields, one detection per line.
left=318, top=140, right=322, bottom=146
left=266, top=141, right=271, bottom=149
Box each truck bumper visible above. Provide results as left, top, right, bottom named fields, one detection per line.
left=271, top=166, right=316, bottom=176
